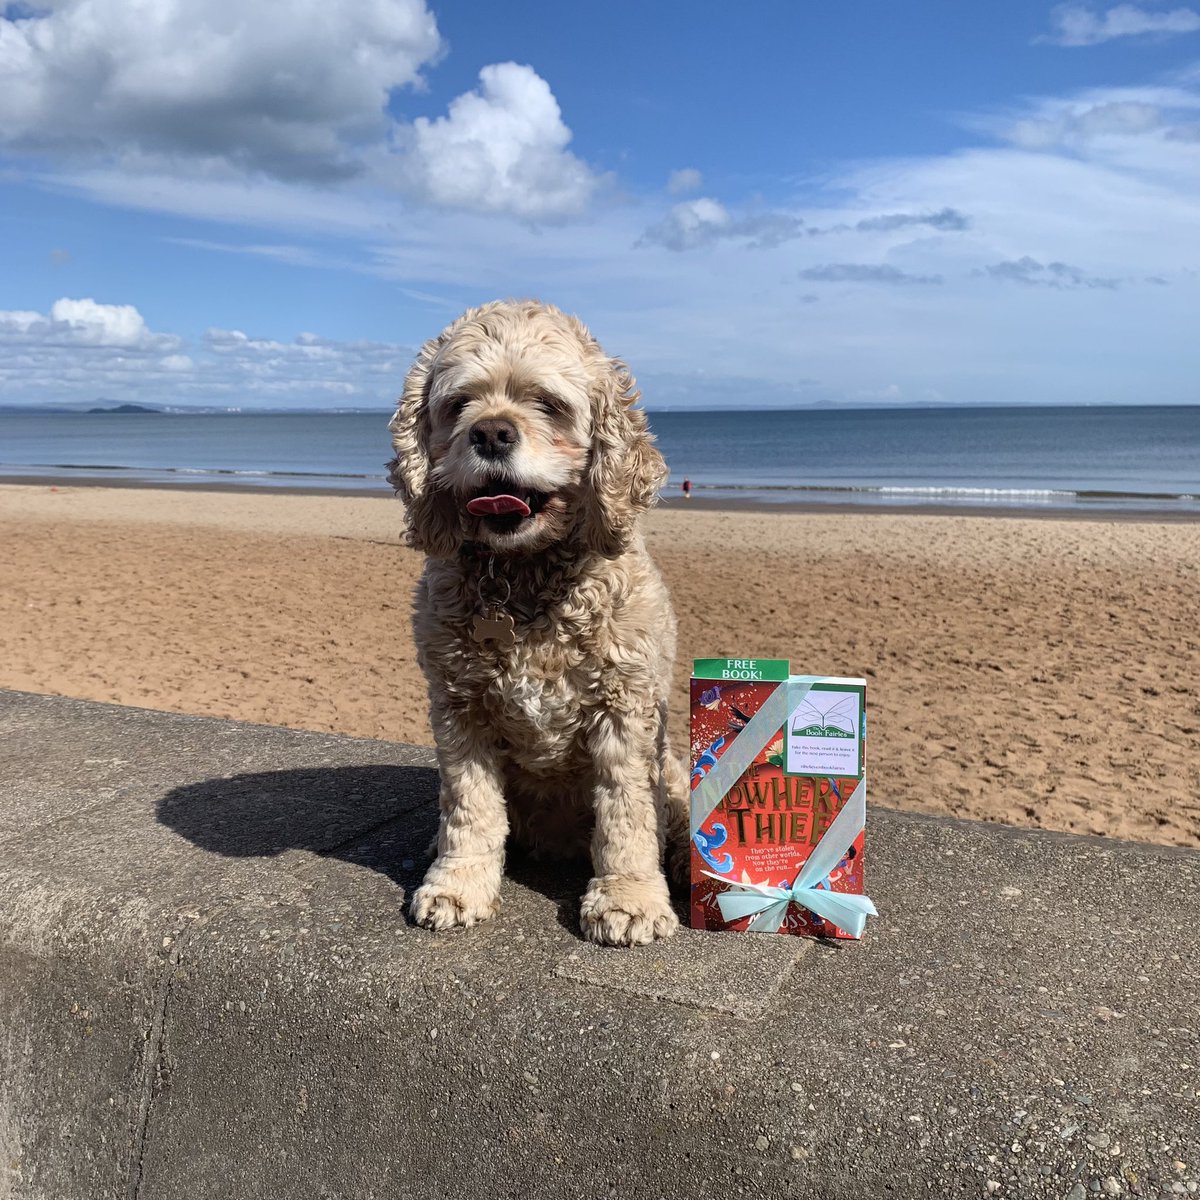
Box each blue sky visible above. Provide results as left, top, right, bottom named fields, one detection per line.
left=1, top=0, right=1199, bottom=409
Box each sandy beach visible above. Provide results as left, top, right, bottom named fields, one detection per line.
left=2, top=481, right=1197, bottom=850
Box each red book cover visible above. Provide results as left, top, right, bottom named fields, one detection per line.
left=689, top=661, right=871, bottom=939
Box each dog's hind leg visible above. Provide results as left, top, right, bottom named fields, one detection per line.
left=659, top=749, right=691, bottom=892
left=649, top=699, right=691, bottom=892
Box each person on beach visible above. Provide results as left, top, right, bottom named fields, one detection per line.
left=682, top=477, right=692, bottom=500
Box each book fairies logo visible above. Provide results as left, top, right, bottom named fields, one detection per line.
left=786, top=687, right=863, bottom=778
left=792, top=691, right=857, bottom=738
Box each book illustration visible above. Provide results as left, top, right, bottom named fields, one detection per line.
left=688, top=680, right=778, bottom=787
left=790, top=692, right=857, bottom=738
left=728, top=700, right=753, bottom=731
left=692, top=822, right=734, bottom=873
left=690, top=734, right=726, bottom=784
left=764, top=735, right=785, bottom=768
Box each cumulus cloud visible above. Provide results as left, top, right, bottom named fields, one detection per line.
left=797, top=264, right=944, bottom=285
left=667, top=168, right=703, bottom=195
left=639, top=198, right=804, bottom=250
left=0, top=0, right=443, bottom=181
left=1043, top=3, right=1200, bottom=45
left=639, top=198, right=730, bottom=250
left=0, top=3, right=602, bottom=220
left=388, top=63, right=599, bottom=219
left=0, top=297, right=181, bottom=349
left=982, top=257, right=1121, bottom=289
left=202, top=328, right=409, bottom=397
left=0, top=299, right=415, bottom=406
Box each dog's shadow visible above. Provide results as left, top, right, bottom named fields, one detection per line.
left=155, top=765, right=682, bottom=940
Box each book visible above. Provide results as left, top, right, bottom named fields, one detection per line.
left=689, top=659, right=874, bottom=939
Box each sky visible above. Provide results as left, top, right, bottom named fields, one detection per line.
left=1, top=0, right=1199, bottom=410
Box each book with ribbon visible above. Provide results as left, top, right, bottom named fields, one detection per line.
left=689, top=659, right=878, bottom=939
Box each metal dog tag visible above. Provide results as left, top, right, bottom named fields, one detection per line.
left=472, top=609, right=516, bottom=647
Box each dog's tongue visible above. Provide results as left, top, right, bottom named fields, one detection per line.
left=466, top=493, right=531, bottom=517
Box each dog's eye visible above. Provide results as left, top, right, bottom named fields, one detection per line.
left=444, top=394, right=470, bottom=420
left=534, top=392, right=566, bottom=415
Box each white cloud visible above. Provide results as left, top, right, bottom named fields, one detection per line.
left=667, top=168, right=703, bottom=195
left=639, top=200, right=973, bottom=252
left=0, top=297, right=180, bottom=350
left=640, top=198, right=732, bottom=250
left=199, top=328, right=409, bottom=397
left=0, top=0, right=443, bottom=181
left=0, top=310, right=44, bottom=335
left=639, top=198, right=808, bottom=250
left=0, top=300, right=416, bottom=406
left=3, top=72, right=1199, bottom=410
left=0, top=4, right=601, bottom=221
left=981, top=85, right=1200, bottom=199
left=47, top=298, right=162, bottom=347
left=47, top=167, right=395, bottom=235
left=1044, top=3, right=1200, bottom=45
left=388, top=63, right=599, bottom=220
left=1008, top=99, right=1165, bottom=148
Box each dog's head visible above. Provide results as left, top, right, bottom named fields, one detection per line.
left=389, top=300, right=667, bottom=559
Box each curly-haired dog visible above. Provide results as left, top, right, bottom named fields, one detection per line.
left=389, top=300, right=689, bottom=946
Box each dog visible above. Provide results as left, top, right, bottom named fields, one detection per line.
left=388, top=299, right=689, bottom=946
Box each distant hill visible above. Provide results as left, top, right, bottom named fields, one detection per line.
left=86, top=403, right=162, bottom=414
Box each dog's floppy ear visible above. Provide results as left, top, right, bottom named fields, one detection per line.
left=388, top=334, right=462, bottom=558
left=582, top=355, right=668, bottom=558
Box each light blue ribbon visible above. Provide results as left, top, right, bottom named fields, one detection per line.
left=702, top=778, right=878, bottom=938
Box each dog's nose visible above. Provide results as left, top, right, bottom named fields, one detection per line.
left=469, top=418, right=519, bottom=458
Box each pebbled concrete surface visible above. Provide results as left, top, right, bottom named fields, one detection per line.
left=0, top=688, right=1197, bottom=1199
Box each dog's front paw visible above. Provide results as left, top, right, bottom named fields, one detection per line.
left=579, top=875, right=679, bottom=947
left=410, top=866, right=500, bottom=931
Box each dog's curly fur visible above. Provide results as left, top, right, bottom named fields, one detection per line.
left=389, top=299, right=689, bottom=946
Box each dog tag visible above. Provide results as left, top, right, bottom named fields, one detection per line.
left=472, top=609, right=516, bottom=647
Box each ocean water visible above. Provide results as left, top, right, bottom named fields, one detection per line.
left=1, top=405, right=1197, bottom=514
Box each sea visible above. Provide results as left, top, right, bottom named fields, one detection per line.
left=1, top=405, right=1198, bottom=515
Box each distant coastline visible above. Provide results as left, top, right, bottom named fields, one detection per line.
left=4, top=400, right=1200, bottom=415
left=86, top=403, right=161, bottom=414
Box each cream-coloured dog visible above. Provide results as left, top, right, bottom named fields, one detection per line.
left=389, top=300, right=689, bottom=946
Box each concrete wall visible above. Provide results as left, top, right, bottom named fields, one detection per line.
left=1, top=689, right=1197, bottom=1199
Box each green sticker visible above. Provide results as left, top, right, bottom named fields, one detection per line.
left=692, top=658, right=790, bottom=682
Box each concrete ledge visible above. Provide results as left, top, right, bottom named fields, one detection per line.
left=1, top=688, right=1197, bottom=1199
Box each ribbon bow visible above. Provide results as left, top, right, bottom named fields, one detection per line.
left=702, top=778, right=878, bottom=938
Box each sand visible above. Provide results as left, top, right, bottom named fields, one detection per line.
left=2, top=482, right=1197, bottom=850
